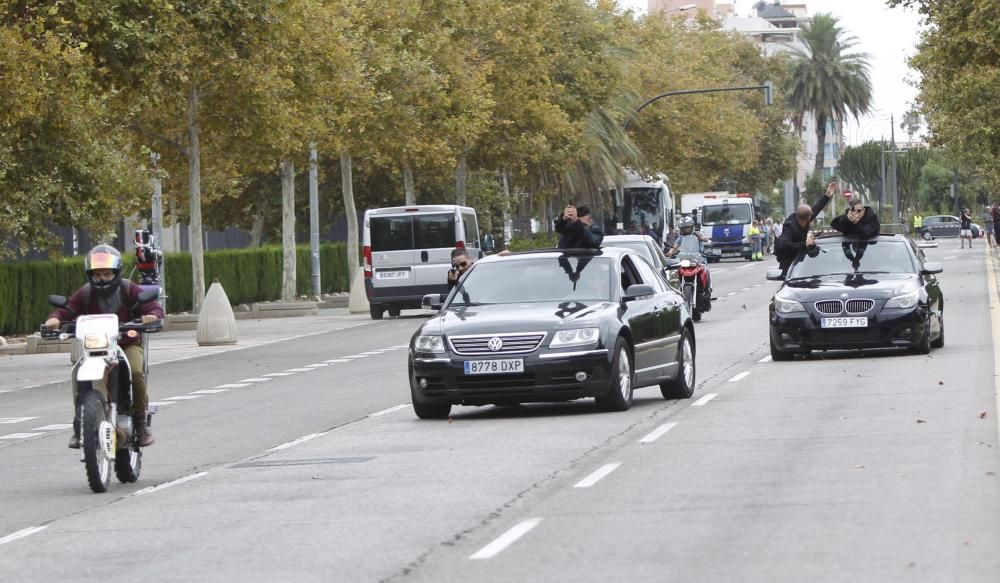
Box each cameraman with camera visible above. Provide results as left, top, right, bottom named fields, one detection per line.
left=555, top=204, right=604, bottom=249
left=446, top=248, right=474, bottom=290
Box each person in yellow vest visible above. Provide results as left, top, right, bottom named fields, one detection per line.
left=749, top=220, right=763, bottom=261
left=912, top=212, right=923, bottom=235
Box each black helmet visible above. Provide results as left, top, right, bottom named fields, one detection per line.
left=84, top=245, right=124, bottom=297
left=679, top=216, right=695, bottom=235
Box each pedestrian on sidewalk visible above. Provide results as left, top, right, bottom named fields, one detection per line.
left=749, top=220, right=763, bottom=261
left=984, top=206, right=995, bottom=248
left=960, top=208, right=974, bottom=248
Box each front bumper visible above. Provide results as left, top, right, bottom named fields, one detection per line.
left=410, top=348, right=613, bottom=406
left=706, top=244, right=750, bottom=258
left=770, top=307, right=929, bottom=352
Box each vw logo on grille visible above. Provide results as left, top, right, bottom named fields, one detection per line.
left=487, top=337, right=504, bottom=352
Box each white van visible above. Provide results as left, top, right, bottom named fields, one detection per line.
left=363, top=205, right=482, bottom=319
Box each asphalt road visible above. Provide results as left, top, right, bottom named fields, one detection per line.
left=0, top=247, right=997, bottom=583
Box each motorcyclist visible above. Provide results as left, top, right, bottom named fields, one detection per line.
left=667, top=216, right=713, bottom=293
left=45, top=245, right=163, bottom=448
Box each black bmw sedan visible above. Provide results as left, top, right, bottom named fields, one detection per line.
left=408, top=248, right=696, bottom=419
left=766, top=233, right=944, bottom=360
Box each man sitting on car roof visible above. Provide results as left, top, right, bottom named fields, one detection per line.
left=831, top=196, right=881, bottom=239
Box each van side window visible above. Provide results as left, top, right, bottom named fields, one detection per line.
left=461, top=213, right=480, bottom=248
left=414, top=214, right=455, bottom=249
left=371, top=216, right=413, bottom=251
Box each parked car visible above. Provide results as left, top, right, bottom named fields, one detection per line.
left=766, top=233, right=944, bottom=360
left=918, top=215, right=980, bottom=240
left=363, top=205, right=482, bottom=319
left=602, top=234, right=677, bottom=284
left=408, top=247, right=696, bottom=418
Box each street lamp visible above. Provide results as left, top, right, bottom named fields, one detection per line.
left=623, top=81, right=773, bottom=132
left=665, top=3, right=697, bottom=14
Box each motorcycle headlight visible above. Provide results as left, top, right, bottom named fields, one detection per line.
left=680, top=259, right=693, bottom=268
left=773, top=296, right=805, bottom=314
left=884, top=291, right=919, bottom=309
left=550, top=328, right=600, bottom=348
left=414, top=335, right=445, bottom=354
left=83, top=333, right=109, bottom=350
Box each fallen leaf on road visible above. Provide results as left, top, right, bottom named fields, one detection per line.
left=916, top=419, right=927, bottom=424
left=980, top=411, right=988, bottom=419
left=741, top=304, right=747, bottom=310
left=938, top=380, right=944, bottom=385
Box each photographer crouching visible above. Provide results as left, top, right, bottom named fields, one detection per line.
left=446, top=248, right=474, bottom=290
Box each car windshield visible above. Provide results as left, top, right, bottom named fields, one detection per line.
left=787, top=240, right=915, bottom=279
left=449, top=256, right=613, bottom=305
left=702, top=204, right=751, bottom=225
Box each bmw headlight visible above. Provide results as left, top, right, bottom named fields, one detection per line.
left=414, top=335, right=445, bottom=354
left=884, top=291, right=919, bottom=309
left=773, top=296, right=805, bottom=314
left=84, top=333, right=109, bottom=350
left=550, top=328, right=600, bottom=348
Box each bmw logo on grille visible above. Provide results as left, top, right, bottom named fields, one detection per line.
left=487, top=337, right=504, bottom=352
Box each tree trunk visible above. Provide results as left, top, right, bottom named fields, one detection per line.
left=403, top=163, right=416, bottom=205
left=187, top=86, right=206, bottom=313
left=281, top=159, right=296, bottom=302
left=814, top=111, right=828, bottom=176
left=456, top=153, right=467, bottom=206
left=341, top=152, right=359, bottom=286
left=250, top=214, right=265, bottom=246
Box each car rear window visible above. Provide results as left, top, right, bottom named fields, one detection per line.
left=371, top=216, right=413, bottom=252
left=371, top=213, right=456, bottom=251
left=414, top=214, right=455, bottom=249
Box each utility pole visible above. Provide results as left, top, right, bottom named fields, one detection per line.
left=890, top=114, right=899, bottom=223
left=151, top=151, right=166, bottom=313
left=308, top=144, right=322, bottom=301
left=879, top=136, right=887, bottom=216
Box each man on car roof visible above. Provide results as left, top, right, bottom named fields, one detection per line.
left=774, top=181, right=836, bottom=273
left=555, top=204, right=604, bottom=249
left=831, top=196, right=881, bottom=239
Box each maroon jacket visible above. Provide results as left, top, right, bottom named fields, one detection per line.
left=48, top=281, right=164, bottom=348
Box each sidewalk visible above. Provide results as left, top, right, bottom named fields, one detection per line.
left=0, top=308, right=374, bottom=394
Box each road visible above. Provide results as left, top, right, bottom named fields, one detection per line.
left=0, top=245, right=997, bottom=583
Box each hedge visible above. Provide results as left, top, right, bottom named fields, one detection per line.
left=0, top=243, right=351, bottom=336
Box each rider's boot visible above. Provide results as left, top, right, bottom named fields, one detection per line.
left=134, top=415, right=155, bottom=447
left=68, top=416, right=81, bottom=449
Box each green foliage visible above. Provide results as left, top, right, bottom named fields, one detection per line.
left=837, top=141, right=884, bottom=202
left=505, top=232, right=559, bottom=252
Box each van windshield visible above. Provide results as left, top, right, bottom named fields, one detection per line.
left=371, top=214, right=456, bottom=251
left=702, top=203, right=751, bottom=225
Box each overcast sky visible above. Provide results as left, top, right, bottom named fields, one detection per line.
left=616, top=0, right=926, bottom=145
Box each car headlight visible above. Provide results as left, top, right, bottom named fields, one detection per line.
left=414, top=335, right=445, bottom=353
left=773, top=296, right=805, bottom=314
left=884, top=291, right=919, bottom=309
left=83, top=333, right=108, bottom=350
left=550, top=328, right=600, bottom=348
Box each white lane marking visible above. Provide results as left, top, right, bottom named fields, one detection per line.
left=133, top=472, right=209, bottom=497
left=943, top=255, right=958, bottom=260
left=361, top=351, right=384, bottom=355
left=758, top=355, right=773, bottom=363
left=0, top=417, right=39, bottom=424
left=263, top=372, right=295, bottom=377
left=741, top=287, right=751, bottom=291
left=284, top=368, right=316, bottom=373
left=691, top=393, right=718, bottom=407
left=369, top=404, right=410, bottom=417
left=737, top=263, right=757, bottom=269
left=191, top=389, right=229, bottom=395
left=341, top=354, right=370, bottom=359
left=148, top=401, right=177, bottom=407
left=162, top=395, right=203, bottom=401
left=728, top=371, right=750, bottom=383
left=0, top=433, right=45, bottom=440
left=469, top=518, right=543, bottom=560
left=239, top=378, right=273, bottom=383
left=639, top=422, right=678, bottom=444
left=269, top=432, right=328, bottom=452
left=392, top=344, right=409, bottom=349
left=214, top=383, right=251, bottom=389
left=753, top=283, right=763, bottom=287
left=726, top=292, right=738, bottom=297
left=304, top=364, right=328, bottom=368
left=984, top=251, right=1000, bottom=447
left=573, top=463, right=622, bottom=488
left=324, top=359, right=350, bottom=364
left=32, top=424, right=74, bottom=431
left=0, top=390, right=9, bottom=395
left=0, top=526, right=47, bottom=546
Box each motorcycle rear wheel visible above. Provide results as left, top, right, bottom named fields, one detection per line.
left=81, top=391, right=112, bottom=493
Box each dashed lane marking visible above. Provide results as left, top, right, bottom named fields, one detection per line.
left=728, top=371, right=750, bottom=383
left=133, top=472, right=208, bottom=497
left=324, top=359, right=350, bottom=364
left=691, top=393, right=718, bottom=407
left=758, top=355, right=772, bottom=363
left=361, top=351, right=384, bottom=355
left=0, top=526, right=47, bottom=546
left=284, top=368, right=316, bottom=373
left=369, top=404, right=410, bottom=417
left=214, top=383, right=251, bottom=389
left=304, top=364, right=328, bottom=368
left=0, top=417, right=38, bottom=424
left=469, top=518, right=543, bottom=560
left=341, top=354, right=370, bottom=359
left=191, top=389, right=229, bottom=395
left=148, top=401, right=177, bottom=407
left=639, top=423, right=677, bottom=444
left=32, top=424, right=73, bottom=431
left=269, top=432, right=328, bottom=452
left=162, top=395, right=203, bottom=401
left=0, top=433, right=45, bottom=440
left=263, top=372, right=295, bottom=377
left=726, top=292, right=738, bottom=297
left=573, top=463, right=622, bottom=488
left=741, top=287, right=751, bottom=291
left=239, top=378, right=273, bottom=383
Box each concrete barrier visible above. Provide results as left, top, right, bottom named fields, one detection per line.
left=251, top=301, right=319, bottom=319
left=348, top=270, right=370, bottom=314
left=197, top=282, right=239, bottom=346
left=25, top=334, right=75, bottom=354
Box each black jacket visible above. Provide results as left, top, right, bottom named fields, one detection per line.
left=775, top=195, right=831, bottom=272
left=555, top=217, right=604, bottom=249
left=831, top=207, right=881, bottom=239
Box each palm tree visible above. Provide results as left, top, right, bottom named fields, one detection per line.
left=787, top=13, right=873, bottom=174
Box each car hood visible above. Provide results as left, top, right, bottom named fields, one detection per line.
left=778, top=273, right=921, bottom=299
left=420, top=301, right=615, bottom=336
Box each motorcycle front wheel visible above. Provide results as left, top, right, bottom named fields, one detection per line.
left=81, top=390, right=112, bottom=493
left=115, top=444, right=142, bottom=483
left=683, top=283, right=700, bottom=321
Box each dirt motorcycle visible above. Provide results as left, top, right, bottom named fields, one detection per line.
left=42, top=290, right=161, bottom=493
left=675, top=252, right=713, bottom=321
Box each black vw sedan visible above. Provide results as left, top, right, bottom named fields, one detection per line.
left=408, top=248, right=696, bottom=419
left=766, top=233, right=944, bottom=360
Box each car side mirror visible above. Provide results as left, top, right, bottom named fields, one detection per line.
left=765, top=268, right=785, bottom=281
left=422, top=293, right=444, bottom=311
left=921, top=262, right=943, bottom=275
left=623, top=284, right=655, bottom=302
left=47, top=294, right=68, bottom=308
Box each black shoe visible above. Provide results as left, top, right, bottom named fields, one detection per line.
left=68, top=435, right=80, bottom=449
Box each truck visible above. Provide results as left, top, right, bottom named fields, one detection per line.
left=679, top=192, right=756, bottom=262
